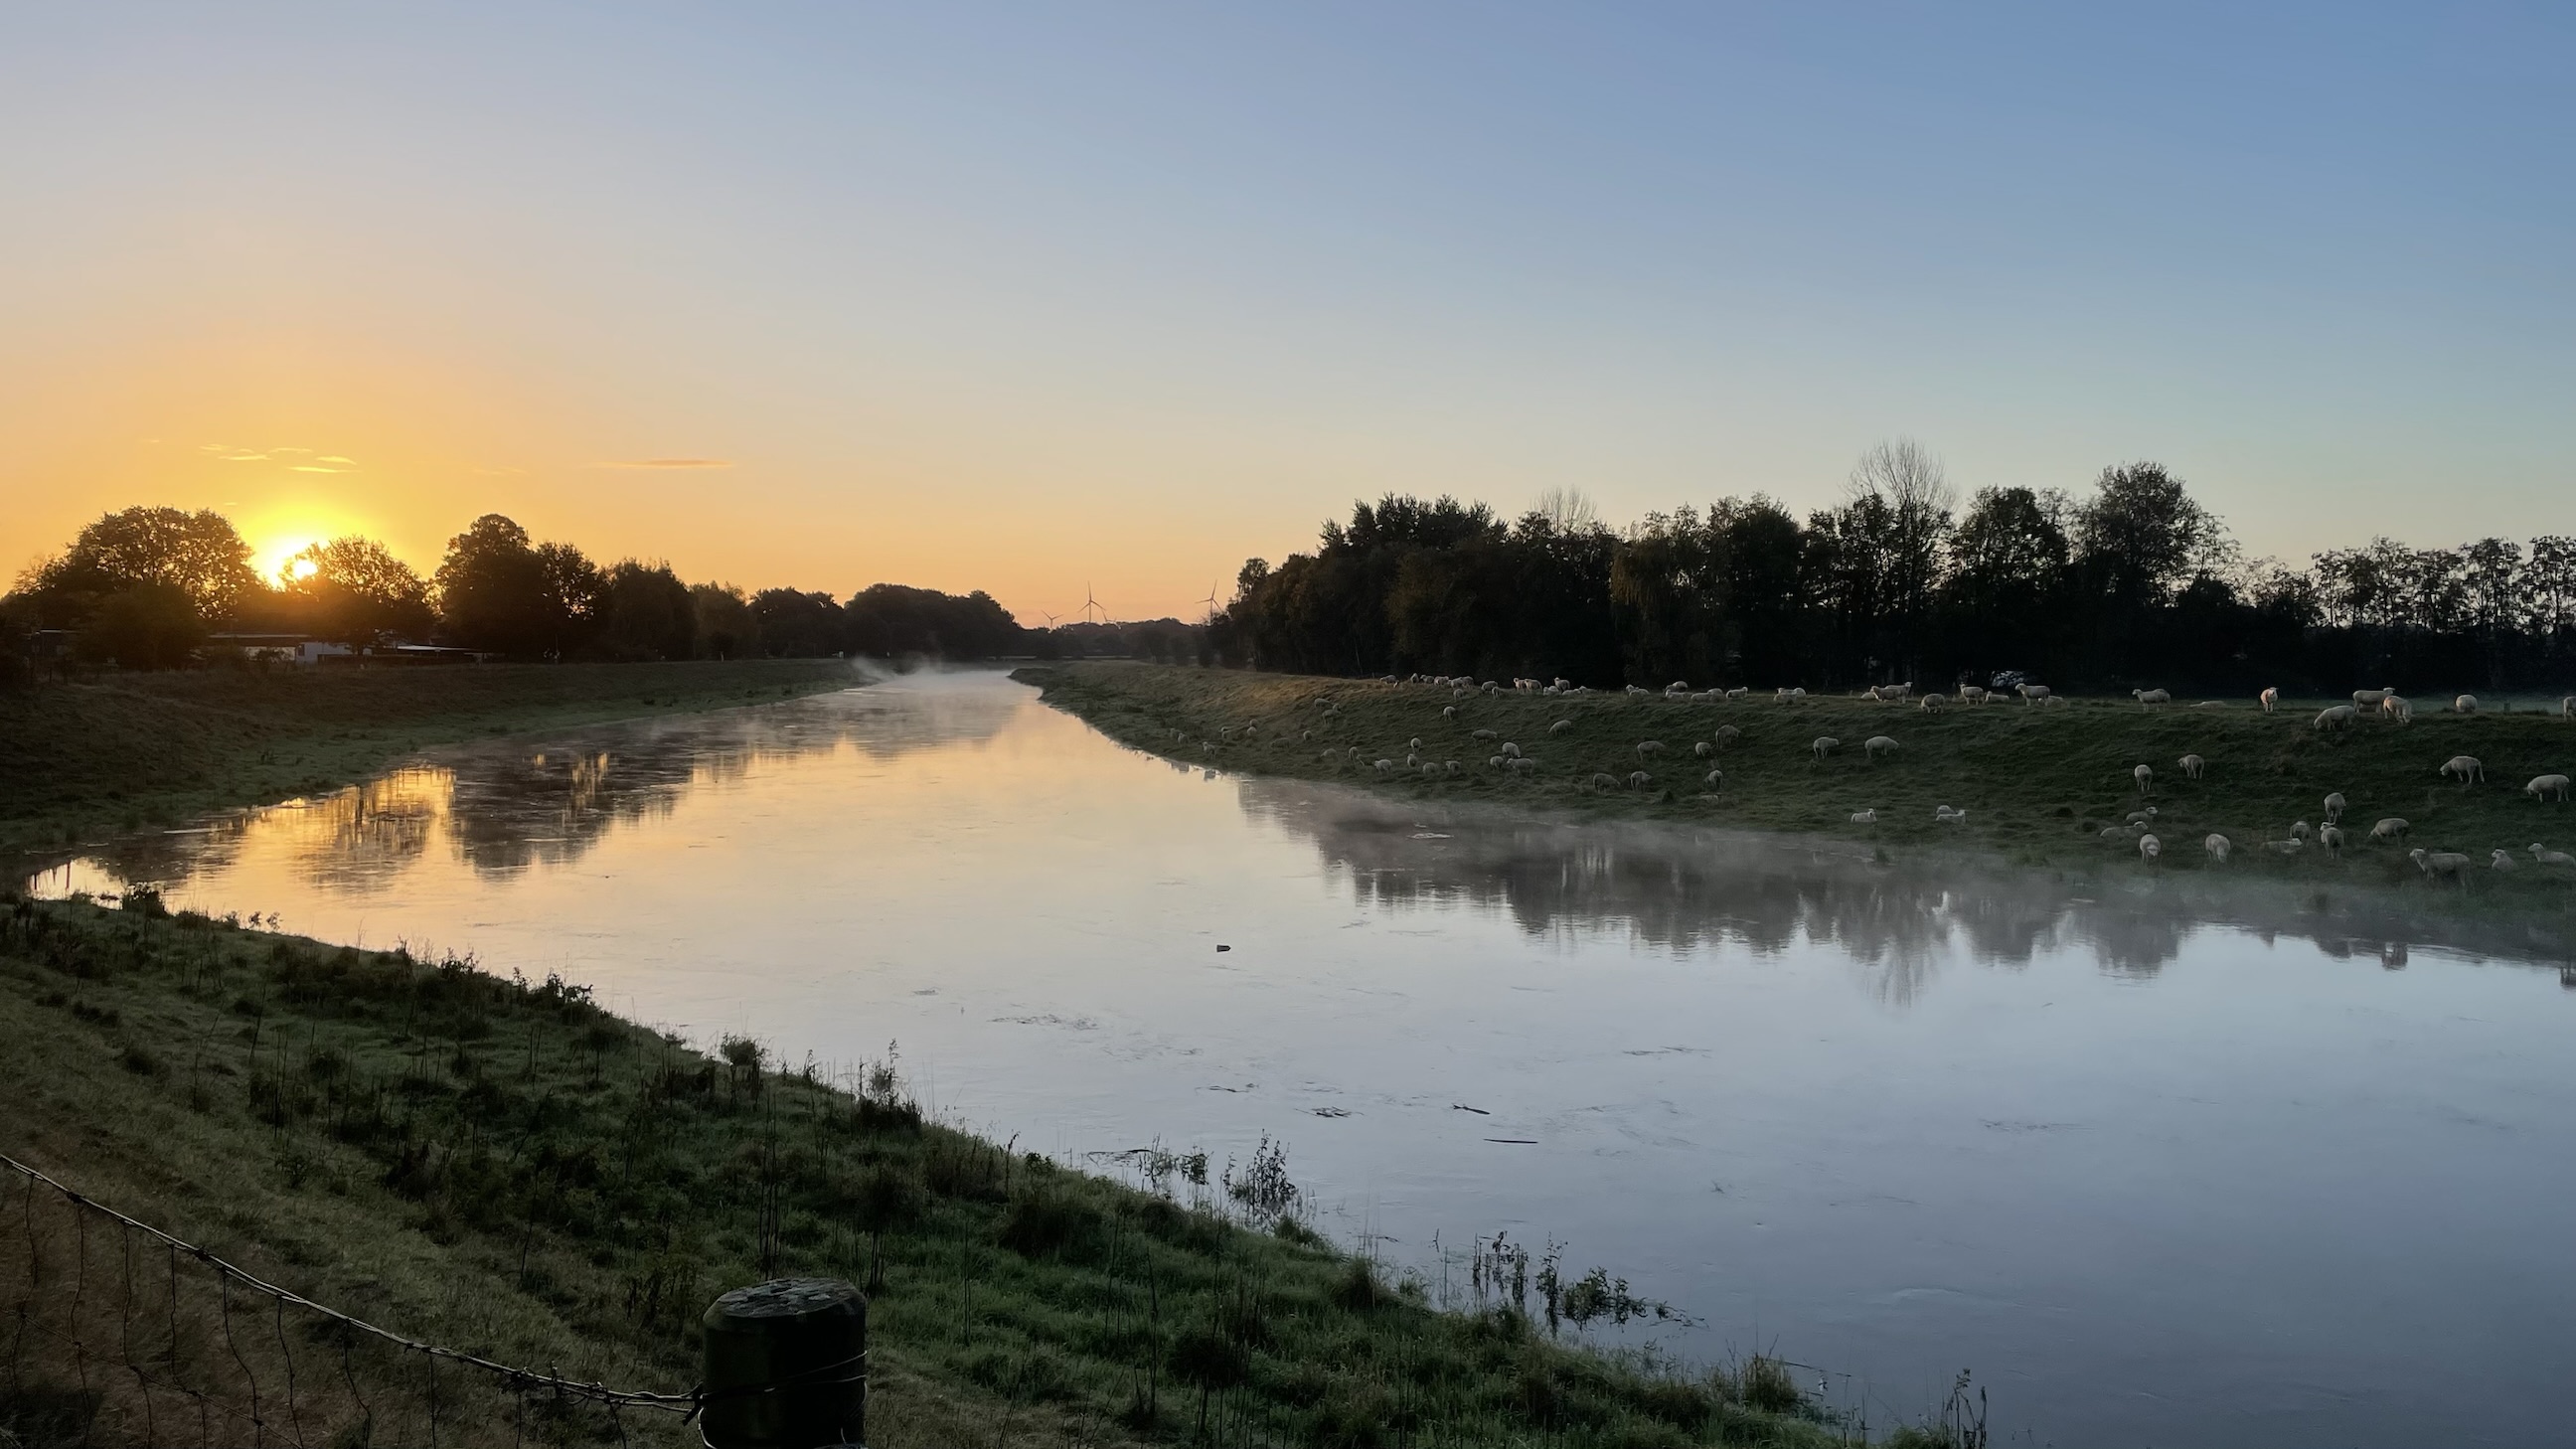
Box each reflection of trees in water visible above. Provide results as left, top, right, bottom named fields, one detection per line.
left=1236, top=781, right=2567, bottom=997
left=60, top=687, right=1017, bottom=894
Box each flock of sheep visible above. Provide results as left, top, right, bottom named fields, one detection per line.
left=1164, top=673, right=2576, bottom=885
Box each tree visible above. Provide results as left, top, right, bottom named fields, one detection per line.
left=433, top=515, right=600, bottom=657
left=19, top=506, right=259, bottom=626
left=748, top=588, right=845, bottom=657
left=690, top=582, right=756, bottom=659
left=2074, top=463, right=2223, bottom=609
left=599, top=561, right=698, bottom=661
left=1941, top=487, right=2071, bottom=679
left=279, top=537, right=434, bottom=644
left=1844, top=439, right=1956, bottom=674
left=78, top=582, right=205, bottom=669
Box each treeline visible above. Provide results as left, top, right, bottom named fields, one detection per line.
left=4, top=507, right=1026, bottom=670
left=1213, top=442, right=2576, bottom=695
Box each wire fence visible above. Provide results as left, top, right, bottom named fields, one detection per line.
left=1, top=1151, right=723, bottom=1449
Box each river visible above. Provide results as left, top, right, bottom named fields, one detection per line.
left=25, top=670, right=2576, bottom=1447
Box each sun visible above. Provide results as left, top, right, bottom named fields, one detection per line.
left=253, top=534, right=329, bottom=585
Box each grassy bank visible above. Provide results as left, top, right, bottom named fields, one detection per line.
left=0, top=659, right=856, bottom=857
left=1020, top=663, right=2576, bottom=922
left=0, top=894, right=1880, bottom=1448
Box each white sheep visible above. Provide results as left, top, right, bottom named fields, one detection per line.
left=2204, top=834, right=2231, bottom=864
left=2017, top=683, right=2052, bottom=706
left=2266, top=838, right=2304, bottom=856
left=1920, top=693, right=1948, bottom=713
left=1934, top=805, right=1968, bottom=823
left=2132, top=688, right=2172, bottom=708
left=2382, top=694, right=2414, bottom=723
left=1703, top=768, right=1723, bottom=788
left=1508, top=756, right=1538, bottom=773
left=1628, top=770, right=1656, bottom=791
left=2139, top=833, right=2162, bottom=863
left=2353, top=687, right=2393, bottom=708
left=1442, top=705, right=1458, bottom=721
left=2411, top=849, right=2472, bottom=884
left=1959, top=686, right=1988, bottom=706
left=1420, top=762, right=1440, bottom=778
left=2490, top=849, right=2516, bottom=872
left=2438, top=755, right=2485, bottom=786
left=2563, top=696, right=2575, bottom=719
left=2100, top=826, right=2138, bottom=842
left=1501, top=741, right=1523, bottom=758
left=1488, top=754, right=1507, bottom=768
left=1851, top=808, right=1877, bottom=824
left=1776, top=687, right=1808, bottom=703
left=2369, top=817, right=2411, bottom=845
left=1863, top=735, right=1900, bottom=763
left=1445, top=760, right=1461, bottom=775
left=2290, top=820, right=2311, bottom=841
left=1713, top=724, right=1741, bottom=746
left=1590, top=771, right=1621, bottom=790
left=2453, top=694, right=2478, bottom=714
left=2259, top=687, right=2278, bottom=713
left=2526, top=774, right=2572, bottom=802
left=1812, top=735, right=1841, bottom=761
left=2178, top=753, right=2205, bottom=780
left=1635, top=740, right=1666, bottom=760
left=2319, top=824, right=2345, bottom=855
left=2133, top=763, right=2154, bottom=796
left=1472, top=727, right=1499, bottom=740
left=2314, top=706, right=2357, bottom=732
left=1373, top=758, right=1395, bottom=773
left=1692, top=740, right=1715, bottom=758
left=2532, top=843, right=2576, bottom=868
left=1407, top=736, right=1424, bottom=750
left=1725, top=687, right=1749, bottom=700
left=2042, top=695, right=2069, bottom=709
left=2324, top=791, right=2347, bottom=822
left=2127, top=806, right=2160, bottom=826
left=1547, top=720, right=1572, bottom=735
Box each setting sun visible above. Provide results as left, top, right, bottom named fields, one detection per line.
left=252, top=535, right=328, bottom=585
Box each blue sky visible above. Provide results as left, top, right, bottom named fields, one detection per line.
left=4, top=3, right=2568, bottom=617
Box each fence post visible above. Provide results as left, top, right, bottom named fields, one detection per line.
left=700, top=1278, right=866, bottom=1449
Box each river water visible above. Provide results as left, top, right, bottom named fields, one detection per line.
left=24, top=671, right=2576, bottom=1447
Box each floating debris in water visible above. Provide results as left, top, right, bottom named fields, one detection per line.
left=1483, top=1138, right=1537, bottom=1145
left=1215, top=943, right=1231, bottom=952
left=1312, top=1106, right=1353, bottom=1118
left=1451, top=1104, right=1490, bottom=1115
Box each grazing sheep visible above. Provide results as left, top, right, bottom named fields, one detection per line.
left=2042, top=695, right=2069, bottom=709
left=2127, top=806, right=2160, bottom=826
left=1692, top=740, right=1715, bottom=758
left=1348, top=745, right=1363, bottom=757
left=1863, top=735, right=1900, bottom=762
left=2411, top=849, right=2472, bottom=885
left=1851, top=809, right=1877, bottom=824
left=1703, top=769, right=1723, bottom=788
left=2353, top=687, right=2393, bottom=708
left=2369, top=817, right=2411, bottom=845
left=1420, top=762, right=1440, bottom=778
left=1628, top=770, right=1656, bottom=791
left=2319, top=824, right=2345, bottom=855
left=2563, top=696, right=2575, bottom=719
left=1920, top=692, right=1948, bottom=713
left=1590, top=772, right=1621, bottom=790
left=2139, top=833, right=2162, bottom=863
left=1776, top=687, right=1808, bottom=703
left=1548, top=720, right=1573, bottom=735
left=1625, top=685, right=1649, bottom=696
left=1635, top=740, right=1666, bottom=760
left=2179, top=753, right=2205, bottom=780
left=2204, top=834, right=2231, bottom=864
left=1408, top=736, right=1424, bottom=750
left=1713, top=724, right=1741, bottom=746
left=1812, top=735, right=1842, bottom=761
left=2260, top=686, right=2279, bottom=713
left=1300, top=729, right=1313, bottom=742
left=2382, top=695, right=2414, bottom=723
left=1725, top=687, right=1749, bottom=700
left=1934, top=805, right=1967, bottom=823
left=2133, top=688, right=2173, bottom=708
left=1405, top=751, right=1421, bottom=768
left=2017, top=683, right=2052, bottom=706
left=2490, top=849, right=2517, bottom=872
left=2439, top=755, right=2485, bottom=786
left=2453, top=694, right=2478, bottom=715
left=1501, top=741, right=1523, bottom=758
left=2266, top=838, right=2305, bottom=856
left=2314, top=706, right=2357, bottom=732
left=2133, top=763, right=2154, bottom=796
left=1472, top=728, right=1499, bottom=741
left=1488, top=754, right=1507, bottom=768
left=1373, top=758, right=1395, bottom=773
left=1445, top=760, right=1461, bottom=775
left=1442, top=706, right=1457, bottom=721
left=1508, top=756, right=1538, bottom=773
left=2532, top=844, right=2576, bottom=868
left=2526, top=774, right=2572, bottom=802
left=1958, top=686, right=1988, bottom=706
left=2290, top=820, right=2311, bottom=841
left=2100, top=826, right=2138, bottom=842
left=2324, top=791, right=2347, bottom=822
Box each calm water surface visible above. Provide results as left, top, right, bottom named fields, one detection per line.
left=28, top=672, right=2576, bottom=1447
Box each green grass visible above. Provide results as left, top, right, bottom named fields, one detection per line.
left=0, top=659, right=856, bottom=857
left=1020, top=663, right=2576, bottom=935
left=1, top=894, right=1869, bottom=1448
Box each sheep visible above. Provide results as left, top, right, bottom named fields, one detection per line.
left=2564, top=696, right=2575, bottom=719
left=2526, top=774, right=2572, bottom=802
left=2382, top=695, right=2414, bottom=723
left=2178, top=753, right=2205, bottom=780
left=2314, top=706, right=2357, bottom=732
left=1851, top=809, right=1877, bottom=824
left=1488, top=754, right=1507, bottom=769
left=1404, top=751, right=1421, bottom=768
left=2319, top=824, right=2345, bottom=855
left=1442, top=705, right=1458, bottom=721
left=1863, top=735, right=1900, bottom=763
left=2042, top=695, right=2068, bottom=708
left=1348, top=745, right=1363, bottom=757
left=1472, top=727, right=1499, bottom=741
left=1543, top=720, right=1574, bottom=738
left=2139, top=833, right=2162, bottom=863
left=1445, top=760, right=1461, bottom=775
left=1958, top=686, right=1988, bottom=706
left=1590, top=772, right=1621, bottom=791
left=2453, top=694, right=2478, bottom=715
left=2099, top=826, right=2139, bottom=842
left=1625, top=685, right=1649, bottom=696
left=2017, top=683, right=2052, bottom=706
left=1812, top=735, right=1842, bottom=761
left=1934, top=805, right=1968, bottom=823
left=1628, top=770, right=1656, bottom=791
left=1713, top=724, right=1741, bottom=746
left=1373, top=758, right=1395, bottom=773
left=2266, top=838, right=2305, bottom=856
left=2369, top=817, right=2411, bottom=845
left=1692, top=740, right=1715, bottom=758
left=2133, top=688, right=2173, bottom=708
left=1420, top=762, right=1440, bottom=778
left=1920, top=693, right=1948, bottom=713
left=1407, top=736, right=1424, bottom=750
left=2126, top=806, right=2160, bottom=826
left=2260, top=686, right=2279, bottom=713
left=1635, top=740, right=1666, bottom=760
left=1703, top=768, right=1723, bottom=788
left=1300, top=729, right=1313, bottom=742
left=2204, top=834, right=2231, bottom=864
left=2353, top=687, right=2393, bottom=708
left=2324, top=791, right=2347, bottom=822
left=2290, top=820, right=2311, bottom=841
left=2438, top=755, right=2485, bottom=786
left=1776, top=687, right=1808, bottom=703
left=1501, top=741, right=1523, bottom=759
left=1725, top=687, right=1749, bottom=700
left=2133, top=763, right=2154, bottom=796
left=2411, top=849, right=2472, bottom=885
left=2531, top=844, right=2576, bottom=868
left=1508, top=756, right=1538, bottom=773
left=2490, top=849, right=2517, bottom=872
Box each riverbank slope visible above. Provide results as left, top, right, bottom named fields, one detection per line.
left=1019, top=662, right=2576, bottom=921
left=0, top=659, right=856, bottom=856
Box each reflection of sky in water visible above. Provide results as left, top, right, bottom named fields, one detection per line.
left=26, top=672, right=2576, bottom=1448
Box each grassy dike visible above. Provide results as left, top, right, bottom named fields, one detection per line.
left=0, top=658, right=857, bottom=857
left=1, top=666, right=1889, bottom=1448
left=1020, top=662, right=2576, bottom=930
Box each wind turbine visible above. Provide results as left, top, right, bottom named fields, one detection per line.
left=1080, top=583, right=1110, bottom=626
left=1199, top=580, right=1220, bottom=618
left=1039, top=609, right=1059, bottom=629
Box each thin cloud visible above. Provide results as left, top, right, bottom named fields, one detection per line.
left=601, top=457, right=734, bottom=469
left=202, top=443, right=316, bottom=462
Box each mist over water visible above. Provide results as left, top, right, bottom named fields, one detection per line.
left=27, top=671, right=2576, bottom=1448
